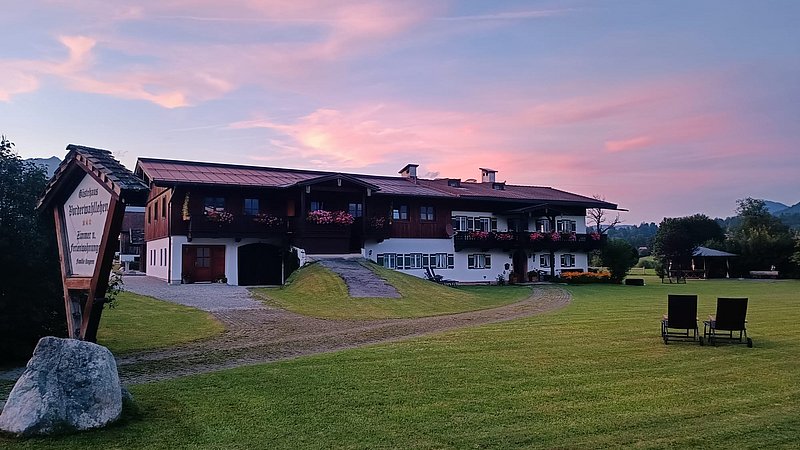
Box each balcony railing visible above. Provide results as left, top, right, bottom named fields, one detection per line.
left=188, top=214, right=290, bottom=239
left=453, top=231, right=604, bottom=252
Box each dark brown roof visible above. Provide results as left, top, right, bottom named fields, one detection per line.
left=39, top=145, right=149, bottom=210
left=135, top=158, right=618, bottom=208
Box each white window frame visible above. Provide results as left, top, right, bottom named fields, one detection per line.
left=557, top=219, right=577, bottom=233
left=560, top=254, right=576, bottom=267
left=377, top=253, right=397, bottom=269
left=468, top=254, right=492, bottom=269
left=539, top=254, right=551, bottom=268
left=536, top=219, right=551, bottom=232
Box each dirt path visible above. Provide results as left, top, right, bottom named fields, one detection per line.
left=116, top=286, right=571, bottom=384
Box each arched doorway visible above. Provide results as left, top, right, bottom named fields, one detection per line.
left=238, top=243, right=283, bottom=286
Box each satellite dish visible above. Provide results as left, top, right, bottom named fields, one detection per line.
left=445, top=223, right=455, bottom=238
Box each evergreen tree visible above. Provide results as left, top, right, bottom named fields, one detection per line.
left=0, top=136, right=65, bottom=362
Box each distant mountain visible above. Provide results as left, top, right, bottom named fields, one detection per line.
left=26, top=156, right=61, bottom=178
left=763, top=200, right=790, bottom=215
left=776, top=202, right=800, bottom=216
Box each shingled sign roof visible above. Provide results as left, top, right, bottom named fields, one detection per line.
left=135, top=157, right=619, bottom=209
left=38, top=144, right=149, bottom=210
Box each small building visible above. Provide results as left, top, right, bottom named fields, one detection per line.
left=134, top=158, right=620, bottom=285
left=691, top=246, right=737, bottom=278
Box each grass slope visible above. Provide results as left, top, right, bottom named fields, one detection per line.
left=251, top=262, right=531, bottom=319
left=97, top=291, right=223, bottom=354
left=4, top=280, right=799, bottom=448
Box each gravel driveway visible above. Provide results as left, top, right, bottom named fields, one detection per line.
left=123, top=275, right=262, bottom=311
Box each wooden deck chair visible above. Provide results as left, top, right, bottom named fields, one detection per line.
left=430, top=268, right=458, bottom=287
left=661, top=294, right=702, bottom=345
left=704, top=298, right=752, bottom=347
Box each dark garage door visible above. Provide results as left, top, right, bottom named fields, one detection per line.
left=238, top=243, right=282, bottom=286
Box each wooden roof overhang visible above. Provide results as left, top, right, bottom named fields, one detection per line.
left=295, top=173, right=381, bottom=192
left=39, top=144, right=149, bottom=211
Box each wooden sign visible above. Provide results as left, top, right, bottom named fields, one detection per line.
left=38, top=145, right=148, bottom=342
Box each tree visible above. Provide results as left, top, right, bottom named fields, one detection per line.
left=601, top=239, right=639, bottom=283
left=726, top=198, right=796, bottom=277
left=588, top=195, right=621, bottom=234
left=653, top=214, right=724, bottom=271
left=0, top=135, right=65, bottom=362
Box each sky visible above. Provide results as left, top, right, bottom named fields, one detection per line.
left=2, top=0, right=799, bottom=224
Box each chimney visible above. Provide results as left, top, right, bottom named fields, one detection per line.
left=480, top=167, right=497, bottom=183
left=399, top=164, right=419, bottom=179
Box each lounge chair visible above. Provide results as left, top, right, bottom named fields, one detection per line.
left=704, top=298, right=753, bottom=347
left=661, top=294, right=702, bottom=345
left=429, top=267, right=458, bottom=287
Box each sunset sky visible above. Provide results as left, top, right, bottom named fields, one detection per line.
left=2, top=1, right=798, bottom=223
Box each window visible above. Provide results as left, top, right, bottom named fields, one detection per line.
left=408, top=253, right=423, bottom=269
left=196, top=247, right=211, bottom=268
left=468, top=254, right=492, bottom=269
left=447, top=179, right=461, bottom=187
left=204, top=197, right=225, bottom=214
left=536, top=219, right=551, bottom=232
left=420, top=206, right=434, bottom=221
left=452, top=216, right=468, bottom=232
left=492, top=182, right=505, bottom=190
left=244, top=198, right=259, bottom=216
left=154, top=201, right=159, bottom=221
left=539, top=254, right=551, bottom=267
left=560, top=254, right=576, bottom=267
left=376, top=253, right=397, bottom=269
left=557, top=219, right=577, bottom=232
left=348, top=203, right=363, bottom=218
left=421, top=253, right=454, bottom=269
left=392, top=205, right=408, bottom=220
left=310, top=201, right=324, bottom=212
left=162, top=197, right=167, bottom=218
left=476, top=217, right=490, bottom=232
left=147, top=206, right=151, bottom=224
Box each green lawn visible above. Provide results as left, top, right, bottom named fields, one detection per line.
left=4, top=279, right=799, bottom=448
left=251, top=262, right=532, bottom=319
left=97, top=291, right=224, bottom=354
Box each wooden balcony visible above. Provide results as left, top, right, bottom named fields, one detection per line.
left=454, top=231, right=605, bottom=252
left=187, top=214, right=289, bottom=241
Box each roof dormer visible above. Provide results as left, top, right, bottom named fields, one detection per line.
left=399, top=164, right=419, bottom=179
left=480, top=167, right=497, bottom=183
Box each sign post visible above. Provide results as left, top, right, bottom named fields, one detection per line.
left=39, top=145, right=148, bottom=342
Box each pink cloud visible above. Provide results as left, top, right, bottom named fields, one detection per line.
left=1, top=1, right=437, bottom=106
left=605, top=136, right=654, bottom=152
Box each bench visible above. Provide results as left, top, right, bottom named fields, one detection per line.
left=625, top=278, right=645, bottom=286
left=749, top=270, right=779, bottom=279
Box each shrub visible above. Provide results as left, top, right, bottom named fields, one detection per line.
left=560, top=271, right=612, bottom=284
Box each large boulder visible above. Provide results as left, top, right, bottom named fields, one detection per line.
left=0, top=337, right=122, bottom=436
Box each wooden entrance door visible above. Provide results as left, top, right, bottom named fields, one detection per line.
left=513, top=249, right=528, bottom=282
left=182, top=245, right=225, bottom=282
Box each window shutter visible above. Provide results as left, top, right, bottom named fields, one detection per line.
left=468, top=254, right=475, bottom=269
left=447, top=254, right=454, bottom=269
left=423, top=254, right=430, bottom=268
left=404, top=255, right=411, bottom=269
left=560, top=254, right=566, bottom=266
left=491, top=218, right=498, bottom=232
left=485, top=255, right=492, bottom=269
left=377, top=254, right=384, bottom=266
left=452, top=217, right=459, bottom=231
left=468, top=217, right=475, bottom=231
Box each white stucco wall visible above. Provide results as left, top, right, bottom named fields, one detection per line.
left=528, top=251, right=589, bottom=275
left=146, top=237, right=170, bottom=280
left=364, top=238, right=514, bottom=283
left=161, top=236, right=285, bottom=285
